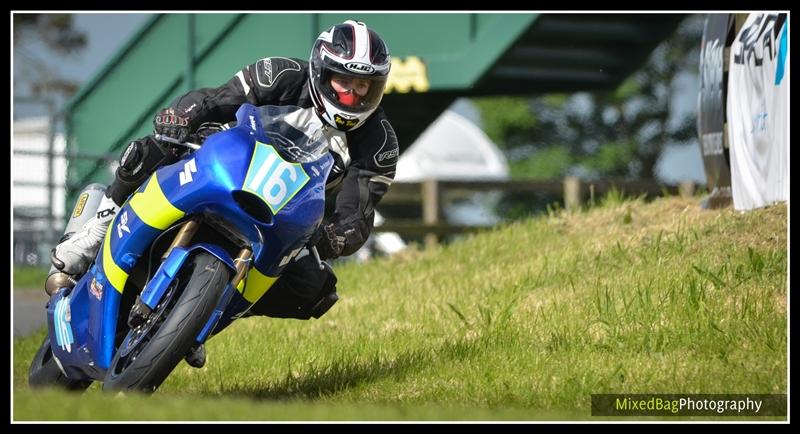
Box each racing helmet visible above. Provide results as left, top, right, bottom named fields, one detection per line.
left=308, top=20, right=391, bottom=131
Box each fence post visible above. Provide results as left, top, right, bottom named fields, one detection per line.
left=564, top=176, right=582, bottom=211
left=679, top=180, right=695, bottom=198
left=46, top=104, right=61, bottom=247
left=422, top=178, right=440, bottom=248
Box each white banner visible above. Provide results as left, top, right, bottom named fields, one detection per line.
left=727, top=13, right=789, bottom=211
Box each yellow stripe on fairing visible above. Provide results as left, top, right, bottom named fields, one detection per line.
left=129, top=173, right=185, bottom=230
left=240, top=267, right=278, bottom=303
left=102, top=217, right=128, bottom=293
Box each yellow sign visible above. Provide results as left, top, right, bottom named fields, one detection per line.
left=384, top=56, right=430, bottom=94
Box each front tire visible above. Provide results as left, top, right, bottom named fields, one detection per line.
left=28, top=336, right=93, bottom=391
left=103, top=252, right=230, bottom=393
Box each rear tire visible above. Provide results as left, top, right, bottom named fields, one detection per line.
left=28, top=336, right=93, bottom=391
left=103, top=252, right=230, bottom=393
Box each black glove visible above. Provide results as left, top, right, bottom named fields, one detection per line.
left=311, top=223, right=346, bottom=260
left=154, top=108, right=191, bottom=142
left=194, top=122, right=225, bottom=144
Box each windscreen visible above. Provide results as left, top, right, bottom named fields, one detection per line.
left=255, top=105, right=329, bottom=163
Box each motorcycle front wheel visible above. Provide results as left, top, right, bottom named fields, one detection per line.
left=103, top=251, right=230, bottom=393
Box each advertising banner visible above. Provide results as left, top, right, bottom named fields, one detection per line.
left=698, top=14, right=733, bottom=194
left=727, top=13, right=788, bottom=210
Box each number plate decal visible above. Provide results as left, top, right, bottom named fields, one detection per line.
left=243, top=142, right=310, bottom=214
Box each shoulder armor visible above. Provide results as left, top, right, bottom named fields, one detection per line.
left=255, top=57, right=303, bottom=88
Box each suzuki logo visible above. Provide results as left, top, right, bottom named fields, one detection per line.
left=117, top=211, right=131, bottom=239
left=179, top=158, right=197, bottom=186
left=249, top=115, right=257, bottom=131
left=344, top=62, right=375, bottom=74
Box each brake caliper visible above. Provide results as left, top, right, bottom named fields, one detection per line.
left=127, top=295, right=153, bottom=328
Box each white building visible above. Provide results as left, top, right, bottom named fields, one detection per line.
left=13, top=117, right=68, bottom=217
left=12, top=117, right=68, bottom=264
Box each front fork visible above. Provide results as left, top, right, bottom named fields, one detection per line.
left=127, top=217, right=252, bottom=328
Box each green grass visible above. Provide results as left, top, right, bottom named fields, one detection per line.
left=12, top=196, right=787, bottom=421
left=13, top=265, right=49, bottom=290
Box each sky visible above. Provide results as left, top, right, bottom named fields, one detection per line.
left=12, top=12, right=706, bottom=184
left=68, top=14, right=154, bottom=84
left=13, top=13, right=153, bottom=119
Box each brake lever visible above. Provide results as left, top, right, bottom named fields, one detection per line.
left=154, top=133, right=201, bottom=150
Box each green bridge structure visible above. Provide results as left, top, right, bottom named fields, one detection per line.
left=64, top=13, right=687, bottom=204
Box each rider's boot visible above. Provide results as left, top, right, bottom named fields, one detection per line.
left=185, top=343, right=206, bottom=368
left=51, top=194, right=119, bottom=277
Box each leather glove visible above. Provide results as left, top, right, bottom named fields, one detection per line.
left=154, top=108, right=191, bottom=142
left=311, top=223, right=346, bottom=260
left=194, top=122, right=225, bottom=144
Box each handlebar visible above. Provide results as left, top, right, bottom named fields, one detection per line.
left=154, top=133, right=201, bottom=150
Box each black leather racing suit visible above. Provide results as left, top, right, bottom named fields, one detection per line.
left=107, top=57, right=399, bottom=319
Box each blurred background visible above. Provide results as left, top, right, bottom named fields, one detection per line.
left=12, top=12, right=708, bottom=270
left=12, top=13, right=788, bottom=416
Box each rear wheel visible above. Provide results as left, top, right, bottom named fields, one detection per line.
left=28, top=336, right=93, bottom=391
left=103, top=252, right=230, bottom=393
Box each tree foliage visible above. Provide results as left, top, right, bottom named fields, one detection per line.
left=472, top=15, right=704, bottom=181
left=14, top=14, right=87, bottom=54
left=14, top=14, right=88, bottom=102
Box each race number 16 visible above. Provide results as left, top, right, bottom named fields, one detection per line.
left=244, top=143, right=309, bottom=214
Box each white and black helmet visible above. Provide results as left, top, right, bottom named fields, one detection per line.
left=308, top=20, right=391, bottom=131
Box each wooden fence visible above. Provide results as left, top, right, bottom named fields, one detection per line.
left=377, top=177, right=698, bottom=247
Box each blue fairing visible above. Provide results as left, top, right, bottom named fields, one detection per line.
left=157, top=105, right=332, bottom=276
left=47, top=104, right=333, bottom=380
left=47, top=267, right=122, bottom=379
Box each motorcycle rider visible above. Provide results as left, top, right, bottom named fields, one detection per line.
left=51, top=20, right=398, bottom=368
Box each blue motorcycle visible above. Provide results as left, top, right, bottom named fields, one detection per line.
left=28, top=103, right=335, bottom=393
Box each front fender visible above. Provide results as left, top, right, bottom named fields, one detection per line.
left=139, top=244, right=236, bottom=310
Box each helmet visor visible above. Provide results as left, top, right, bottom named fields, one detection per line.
left=319, top=70, right=387, bottom=114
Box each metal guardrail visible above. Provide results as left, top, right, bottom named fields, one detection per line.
left=13, top=148, right=117, bottom=161
left=12, top=146, right=116, bottom=265
left=12, top=148, right=116, bottom=204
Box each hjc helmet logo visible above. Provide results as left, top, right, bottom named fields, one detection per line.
left=344, top=62, right=375, bottom=74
